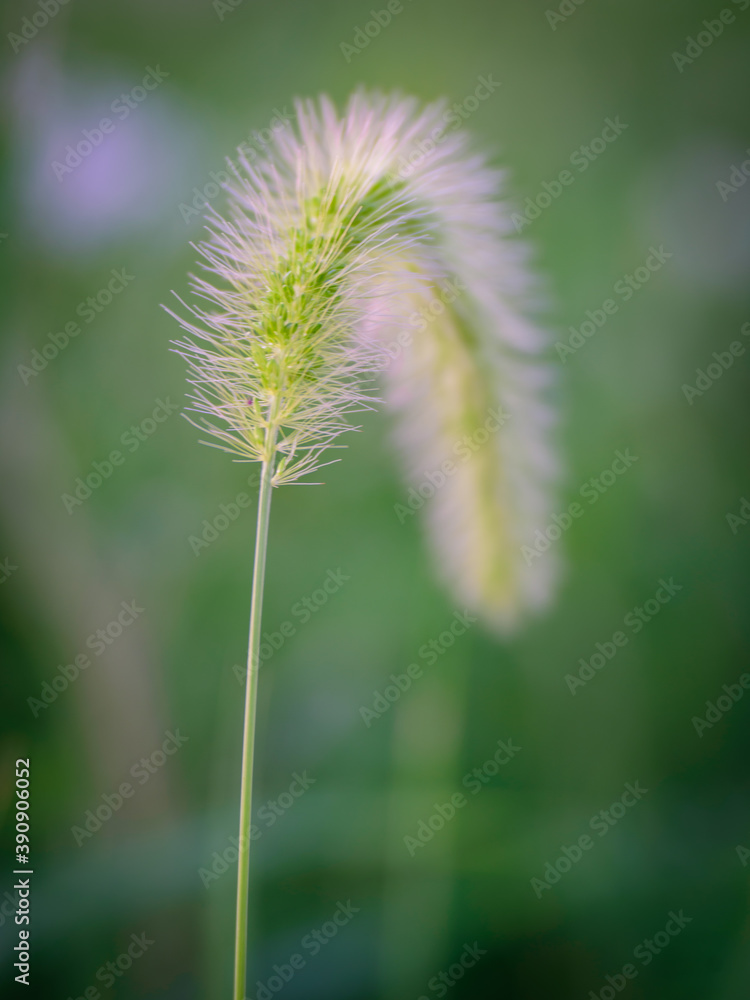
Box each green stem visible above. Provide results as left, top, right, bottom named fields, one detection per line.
left=233, top=458, right=274, bottom=1000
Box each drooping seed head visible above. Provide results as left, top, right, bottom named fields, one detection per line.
left=167, top=90, right=559, bottom=630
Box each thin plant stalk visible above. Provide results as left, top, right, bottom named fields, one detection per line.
left=233, top=455, right=274, bottom=1000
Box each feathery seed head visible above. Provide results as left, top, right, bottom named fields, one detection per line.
left=168, top=90, right=559, bottom=630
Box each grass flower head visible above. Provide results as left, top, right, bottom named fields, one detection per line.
left=169, top=89, right=559, bottom=626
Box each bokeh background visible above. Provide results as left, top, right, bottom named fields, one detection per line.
left=1, top=0, right=749, bottom=997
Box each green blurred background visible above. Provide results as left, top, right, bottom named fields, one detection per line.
left=1, top=0, right=749, bottom=997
